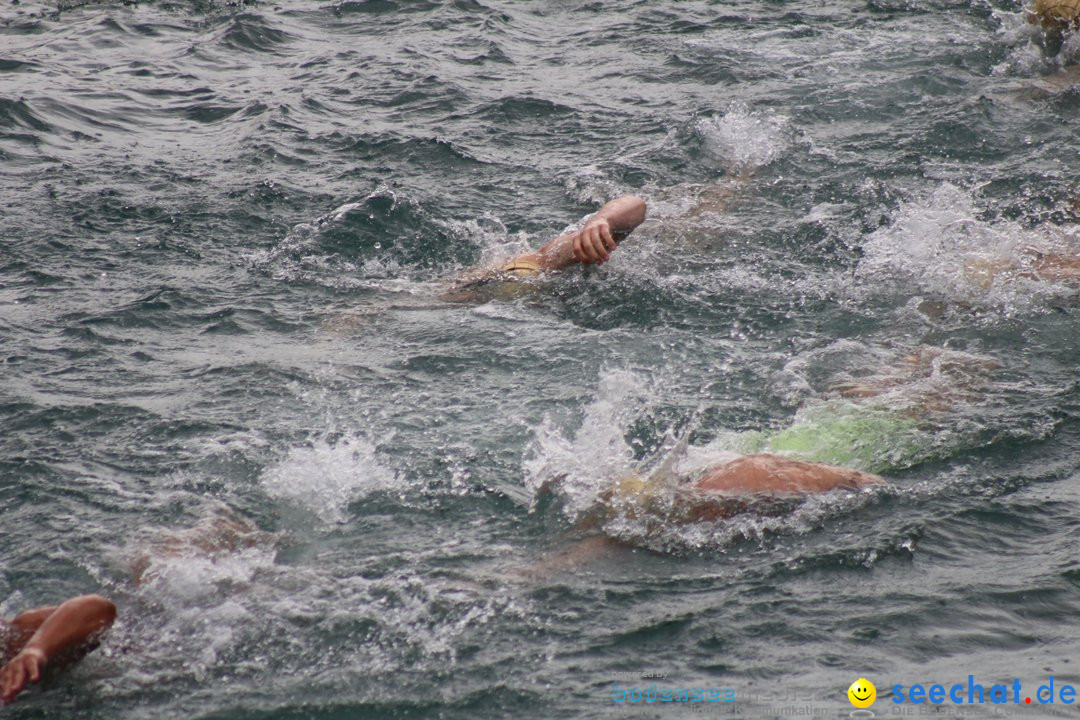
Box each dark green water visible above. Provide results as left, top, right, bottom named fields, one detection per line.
left=2, top=1, right=1080, bottom=718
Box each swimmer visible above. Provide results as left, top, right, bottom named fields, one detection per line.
left=128, top=505, right=275, bottom=586
left=0, top=594, right=116, bottom=705
left=912, top=246, right=1080, bottom=321
left=963, top=247, right=1080, bottom=289
left=534, top=346, right=1001, bottom=571
left=902, top=217, right=1080, bottom=318
left=443, top=195, right=647, bottom=301
left=532, top=453, right=882, bottom=572
left=651, top=169, right=755, bottom=219
left=968, top=187, right=1080, bottom=287
left=987, top=1, right=1080, bottom=101
left=611, top=453, right=882, bottom=526
left=1030, top=0, right=1080, bottom=32
left=542, top=414, right=884, bottom=535
left=826, top=346, right=998, bottom=412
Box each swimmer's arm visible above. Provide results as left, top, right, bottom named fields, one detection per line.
left=588, top=194, right=648, bottom=243
left=442, top=195, right=647, bottom=299
left=1, top=595, right=116, bottom=705
left=531, top=195, right=648, bottom=268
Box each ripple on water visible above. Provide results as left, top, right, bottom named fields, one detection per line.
left=216, top=13, right=297, bottom=56
left=0, top=97, right=53, bottom=133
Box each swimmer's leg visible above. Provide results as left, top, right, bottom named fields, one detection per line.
left=1025, top=252, right=1080, bottom=282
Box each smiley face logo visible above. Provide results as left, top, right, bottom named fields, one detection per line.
left=847, top=678, right=876, bottom=708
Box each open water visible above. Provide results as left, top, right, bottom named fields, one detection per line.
left=2, top=0, right=1080, bottom=718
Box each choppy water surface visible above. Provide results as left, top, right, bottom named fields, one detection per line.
left=2, top=0, right=1080, bottom=717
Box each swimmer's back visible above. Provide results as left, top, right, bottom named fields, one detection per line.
left=694, top=454, right=883, bottom=494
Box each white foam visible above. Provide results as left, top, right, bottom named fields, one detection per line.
left=563, top=164, right=630, bottom=207
left=524, top=368, right=649, bottom=517
left=246, top=186, right=413, bottom=288
left=856, top=183, right=1080, bottom=313
left=371, top=574, right=522, bottom=662
left=139, top=547, right=273, bottom=607
left=694, top=103, right=791, bottom=174
left=1062, top=30, right=1080, bottom=64
left=0, top=591, right=25, bottom=618
left=596, top=481, right=883, bottom=555
left=990, top=6, right=1074, bottom=75
left=261, top=434, right=398, bottom=522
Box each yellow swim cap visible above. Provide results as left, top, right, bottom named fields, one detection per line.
left=499, top=258, right=541, bottom=278
left=610, top=472, right=647, bottom=499
left=1032, top=0, right=1080, bottom=30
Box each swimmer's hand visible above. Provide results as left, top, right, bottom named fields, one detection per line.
left=0, top=594, right=115, bottom=704
left=573, top=216, right=617, bottom=264
left=0, top=647, right=46, bottom=705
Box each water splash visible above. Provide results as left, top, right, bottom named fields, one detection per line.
left=563, top=164, right=632, bottom=208
left=856, top=183, right=1080, bottom=314
left=261, top=433, right=398, bottom=523
left=524, top=368, right=649, bottom=518
left=440, top=212, right=532, bottom=272
left=137, top=546, right=275, bottom=607
left=0, top=591, right=26, bottom=619
left=990, top=3, right=1080, bottom=75
left=523, top=368, right=883, bottom=554
left=247, top=197, right=372, bottom=287
left=694, top=103, right=792, bottom=174
left=602, top=485, right=883, bottom=554
left=247, top=185, right=442, bottom=287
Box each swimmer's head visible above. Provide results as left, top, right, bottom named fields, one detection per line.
left=612, top=471, right=649, bottom=500
left=596, top=471, right=667, bottom=513
left=1030, top=0, right=1080, bottom=32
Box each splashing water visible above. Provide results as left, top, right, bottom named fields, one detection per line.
left=262, top=434, right=399, bottom=523
left=524, top=368, right=650, bottom=518
left=694, top=103, right=792, bottom=174
left=441, top=213, right=531, bottom=272
left=991, top=4, right=1080, bottom=75
left=248, top=186, right=419, bottom=287
left=856, top=183, right=1080, bottom=313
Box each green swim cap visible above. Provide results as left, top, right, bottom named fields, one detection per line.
left=731, top=403, right=926, bottom=474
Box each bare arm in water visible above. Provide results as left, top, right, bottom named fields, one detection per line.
left=510, top=195, right=647, bottom=270
left=442, top=195, right=647, bottom=301
left=0, top=594, right=116, bottom=705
